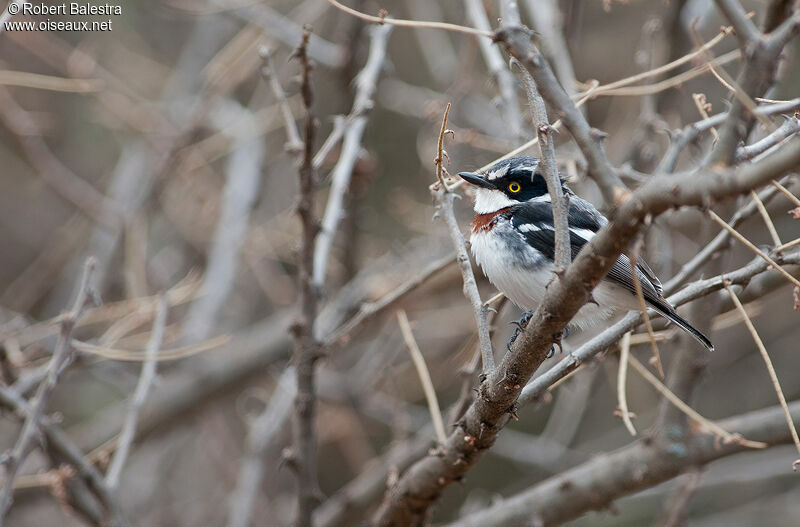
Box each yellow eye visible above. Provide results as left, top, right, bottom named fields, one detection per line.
left=508, top=182, right=521, bottom=193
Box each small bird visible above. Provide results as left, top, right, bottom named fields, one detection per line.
left=458, top=156, right=714, bottom=352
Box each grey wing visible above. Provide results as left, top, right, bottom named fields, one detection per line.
left=605, top=254, right=669, bottom=310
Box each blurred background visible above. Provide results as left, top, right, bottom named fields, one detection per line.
left=0, top=0, right=798, bottom=525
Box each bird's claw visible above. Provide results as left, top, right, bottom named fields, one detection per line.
left=506, top=311, right=535, bottom=350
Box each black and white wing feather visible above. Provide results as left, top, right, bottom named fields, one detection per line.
left=509, top=200, right=714, bottom=351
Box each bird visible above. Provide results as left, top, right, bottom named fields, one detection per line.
left=458, top=155, right=714, bottom=352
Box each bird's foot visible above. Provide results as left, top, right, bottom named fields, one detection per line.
left=506, top=311, right=535, bottom=350
left=548, top=326, right=571, bottom=358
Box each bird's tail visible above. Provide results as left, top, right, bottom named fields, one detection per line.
left=648, top=303, right=714, bottom=352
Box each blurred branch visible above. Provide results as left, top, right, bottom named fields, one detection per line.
left=0, top=386, right=126, bottom=527
left=449, top=401, right=800, bottom=526
left=523, top=0, right=578, bottom=97
left=396, top=310, right=447, bottom=444
left=325, top=0, right=493, bottom=38
left=226, top=368, right=296, bottom=527
left=0, top=258, right=100, bottom=523
left=723, top=281, right=800, bottom=469
left=104, top=295, right=167, bottom=489
left=464, top=0, right=523, bottom=140
left=616, top=332, right=636, bottom=436
left=312, top=24, right=392, bottom=291
left=520, top=250, right=800, bottom=407
left=0, top=88, right=123, bottom=229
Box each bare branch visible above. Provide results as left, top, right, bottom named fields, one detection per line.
left=464, top=0, right=523, bottom=140
left=312, top=23, right=392, bottom=291
left=616, top=332, right=637, bottom=436
left=0, top=258, right=97, bottom=523
left=396, top=310, right=447, bottom=444
left=723, top=281, right=800, bottom=469
left=104, top=295, right=167, bottom=489
left=325, top=0, right=494, bottom=38
left=513, top=59, right=570, bottom=269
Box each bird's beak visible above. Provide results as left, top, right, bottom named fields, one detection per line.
left=458, top=172, right=495, bottom=189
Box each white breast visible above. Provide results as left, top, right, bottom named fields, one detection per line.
left=470, top=224, right=624, bottom=329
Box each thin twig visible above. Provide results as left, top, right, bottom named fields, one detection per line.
left=513, top=59, right=570, bottom=269
left=226, top=369, right=297, bottom=527
left=324, top=252, right=455, bottom=346
left=0, top=258, right=97, bottom=523
left=434, top=103, right=451, bottom=190
left=396, top=310, right=447, bottom=444
left=432, top=106, right=494, bottom=373
left=259, top=46, right=303, bottom=153
left=627, top=354, right=766, bottom=449
left=750, top=190, right=782, bottom=246
left=464, top=0, right=523, bottom=140
left=629, top=247, right=664, bottom=378
left=708, top=209, right=800, bottom=289
left=312, top=23, right=392, bottom=290
left=772, top=179, right=800, bottom=208
left=105, top=295, right=167, bottom=489
left=572, top=24, right=734, bottom=100
left=723, top=280, right=800, bottom=469
left=616, top=332, right=637, bottom=436
left=325, top=0, right=493, bottom=38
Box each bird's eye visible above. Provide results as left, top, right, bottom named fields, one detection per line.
left=508, top=182, right=521, bottom=193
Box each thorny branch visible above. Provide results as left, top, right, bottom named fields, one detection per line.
left=290, top=27, right=322, bottom=527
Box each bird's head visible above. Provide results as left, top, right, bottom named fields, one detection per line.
left=458, top=156, right=569, bottom=214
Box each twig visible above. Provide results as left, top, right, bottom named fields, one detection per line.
left=653, top=469, right=703, bottom=527
left=104, top=295, right=167, bottom=489
left=445, top=400, right=799, bottom=526
left=325, top=0, right=493, bottom=38
left=707, top=209, right=800, bottom=289
left=181, top=101, right=264, bottom=343
left=692, top=93, right=719, bottom=141
left=396, top=310, right=447, bottom=444
left=291, top=27, right=321, bottom=527
left=736, top=116, right=800, bottom=162
left=434, top=103, right=451, bottom=190
left=572, top=24, right=734, bottom=100
left=324, top=252, right=455, bottom=346
left=431, top=105, right=494, bottom=373
left=665, top=181, right=783, bottom=292
left=629, top=244, right=664, bottom=378
left=226, top=369, right=297, bottom=527
left=723, top=280, right=800, bottom=469
left=0, top=258, right=97, bottom=523
left=616, top=332, right=637, bottom=436
left=312, top=23, right=392, bottom=290
left=259, top=46, right=303, bottom=153
left=513, top=59, right=570, bottom=269
left=750, top=190, right=782, bottom=246
left=0, top=386, right=127, bottom=527
left=523, top=0, right=578, bottom=97
left=496, top=26, right=626, bottom=205
left=627, top=354, right=766, bottom=449
left=519, top=251, right=800, bottom=408
left=772, top=179, right=800, bottom=208
left=464, top=0, right=523, bottom=140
